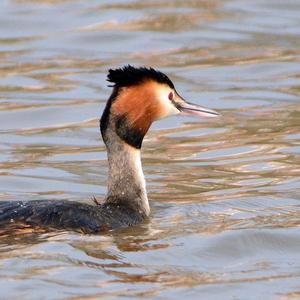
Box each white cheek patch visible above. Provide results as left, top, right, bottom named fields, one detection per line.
left=156, top=86, right=180, bottom=119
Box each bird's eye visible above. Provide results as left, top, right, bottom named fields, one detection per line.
left=168, top=92, right=174, bottom=101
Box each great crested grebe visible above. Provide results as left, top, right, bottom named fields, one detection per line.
left=0, top=66, right=219, bottom=233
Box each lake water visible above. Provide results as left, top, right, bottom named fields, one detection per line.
left=0, top=0, right=300, bottom=299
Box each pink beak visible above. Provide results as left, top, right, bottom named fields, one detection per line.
left=176, top=101, right=220, bottom=118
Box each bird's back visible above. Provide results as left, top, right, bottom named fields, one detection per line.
left=0, top=200, right=143, bottom=233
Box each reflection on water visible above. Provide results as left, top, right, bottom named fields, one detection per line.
left=0, top=0, right=300, bottom=299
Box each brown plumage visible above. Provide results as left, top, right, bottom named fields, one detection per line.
left=111, top=81, right=165, bottom=137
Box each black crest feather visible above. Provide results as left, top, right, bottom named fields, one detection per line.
left=107, top=65, right=174, bottom=89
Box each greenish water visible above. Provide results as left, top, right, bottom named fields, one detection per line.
left=0, top=0, right=300, bottom=299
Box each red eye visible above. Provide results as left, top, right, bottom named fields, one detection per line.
left=168, top=92, right=173, bottom=101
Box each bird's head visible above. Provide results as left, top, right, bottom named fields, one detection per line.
left=101, top=65, right=219, bottom=149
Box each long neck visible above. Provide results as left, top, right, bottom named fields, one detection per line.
left=103, top=125, right=150, bottom=217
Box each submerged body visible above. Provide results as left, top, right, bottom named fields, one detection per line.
left=0, top=66, right=218, bottom=233
left=0, top=200, right=143, bottom=233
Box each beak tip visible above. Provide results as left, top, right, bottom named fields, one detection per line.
left=212, top=111, right=221, bottom=117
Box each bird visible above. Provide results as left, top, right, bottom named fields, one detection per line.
left=0, top=65, right=219, bottom=234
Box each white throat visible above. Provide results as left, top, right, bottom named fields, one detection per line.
left=127, top=147, right=150, bottom=215
left=105, top=130, right=150, bottom=217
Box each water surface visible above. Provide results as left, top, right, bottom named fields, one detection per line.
left=0, top=0, right=300, bottom=299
